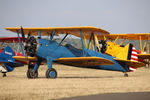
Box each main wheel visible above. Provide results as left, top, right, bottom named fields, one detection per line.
left=27, top=69, right=38, bottom=78
left=27, top=64, right=35, bottom=78
left=46, top=68, right=57, bottom=78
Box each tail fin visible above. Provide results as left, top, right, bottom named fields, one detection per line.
left=0, top=46, right=15, bottom=62
left=127, top=44, right=138, bottom=72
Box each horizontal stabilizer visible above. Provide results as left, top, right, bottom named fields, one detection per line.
left=13, top=56, right=37, bottom=62
left=57, top=57, right=114, bottom=67
left=137, top=54, right=150, bottom=59
left=114, top=58, right=145, bottom=68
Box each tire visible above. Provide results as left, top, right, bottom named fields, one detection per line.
left=46, top=68, right=57, bottom=79
left=27, top=68, right=32, bottom=78
left=27, top=64, right=35, bottom=78
left=27, top=69, right=38, bottom=78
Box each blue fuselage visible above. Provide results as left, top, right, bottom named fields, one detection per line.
left=35, top=39, right=129, bottom=72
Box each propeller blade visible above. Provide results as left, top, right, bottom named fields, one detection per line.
left=20, top=26, right=25, bottom=42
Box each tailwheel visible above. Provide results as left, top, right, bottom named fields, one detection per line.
left=27, top=69, right=38, bottom=78
left=46, top=68, right=57, bottom=79
left=124, top=73, right=128, bottom=77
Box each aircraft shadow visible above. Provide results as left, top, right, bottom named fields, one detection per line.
left=58, top=76, right=116, bottom=79
left=37, top=76, right=123, bottom=79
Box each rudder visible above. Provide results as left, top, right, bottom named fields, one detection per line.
left=127, top=44, right=138, bottom=72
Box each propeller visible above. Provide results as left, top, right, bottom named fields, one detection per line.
left=20, top=26, right=25, bottom=42
left=20, top=26, right=37, bottom=57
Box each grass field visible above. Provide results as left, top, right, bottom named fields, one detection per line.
left=0, top=64, right=150, bottom=100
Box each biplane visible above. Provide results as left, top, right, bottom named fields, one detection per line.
left=0, top=37, right=25, bottom=77
left=96, top=33, right=150, bottom=68
left=5, top=26, right=145, bottom=78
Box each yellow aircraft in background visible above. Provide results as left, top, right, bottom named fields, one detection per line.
left=95, top=33, right=150, bottom=67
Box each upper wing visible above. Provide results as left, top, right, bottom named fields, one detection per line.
left=0, top=37, right=25, bottom=43
left=56, top=57, right=114, bottom=67
left=97, top=33, right=150, bottom=40
left=5, top=26, right=109, bottom=38
left=114, top=58, right=145, bottom=68
left=13, top=56, right=37, bottom=62
left=137, top=54, right=150, bottom=59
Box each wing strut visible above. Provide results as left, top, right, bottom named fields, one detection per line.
left=16, top=30, right=25, bottom=56
left=85, top=33, right=93, bottom=56
left=92, top=33, right=97, bottom=51
left=140, top=36, right=143, bottom=53
left=50, top=30, right=56, bottom=41
left=147, top=40, right=149, bottom=54
left=57, top=34, right=68, bottom=47
left=80, top=30, right=85, bottom=56
left=38, top=30, right=41, bottom=38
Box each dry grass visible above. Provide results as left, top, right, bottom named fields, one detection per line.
left=0, top=64, right=150, bottom=100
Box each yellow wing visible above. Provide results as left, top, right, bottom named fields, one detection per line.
left=114, top=58, right=145, bottom=68
left=137, top=54, right=150, bottom=59
left=13, top=56, right=114, bottom=66
left=5, top=26, right=109, bottom=38
left=56, top=57, right=114, bottom=66
left=13, top=56, right=37, bottom=62
left=97, top=33, right=150, bottom=40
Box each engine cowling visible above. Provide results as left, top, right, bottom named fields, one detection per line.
left=24, top=36, right=38, bottom=57
left=99, top=40, right=107, bottom=53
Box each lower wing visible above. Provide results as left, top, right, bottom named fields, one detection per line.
left=137, top=54, right=150, bottom=59
left=13, top=56, right=114, bottom=67
left=13, top=56, right=37, bottom=62
left=56, top=57, right=114, bottom=67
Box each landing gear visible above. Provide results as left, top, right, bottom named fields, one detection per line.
left=28, top=63, right=34, bottom=69
left=46, top=68, right=57, bottom=78
left=124, top=73, right=128, bottom=77
left=27, top=69, right=38, bottom=78
left=27, top=64, right=38, bottom=78
left=46, top=56, right=57, bottom=79
left=26, top=57, right=57, bottom=79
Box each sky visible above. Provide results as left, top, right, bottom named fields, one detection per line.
left=0, top=0, right=150, bottom=37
